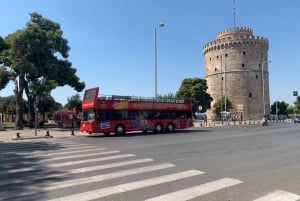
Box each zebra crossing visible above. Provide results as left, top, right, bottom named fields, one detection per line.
left=0, top=138, right=299, bottom=201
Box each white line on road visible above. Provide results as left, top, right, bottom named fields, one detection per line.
left=4, top=145, right=98, bottom=155
left=0, top=158, right=154, bottom=186
left=41, top=150, right=120, bottom=161
left=0, top=148, right=110, bottom=162
left=34, top=147, right=107, bottom=157
left=253, top=190, right=300, bottom=201
left=3, top=158, right=153, bottom=176
left=47, top=170, right=204, bottom=201
left=145, top=177, right=243, bottom=201
left=69, top=158, right=154, bottom=173
left=43, top=163, right=176, bottom=190
left=48, top=154, right=135, bottom=167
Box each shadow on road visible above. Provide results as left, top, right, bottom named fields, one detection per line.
left=0, top=141, right=72, bottom=200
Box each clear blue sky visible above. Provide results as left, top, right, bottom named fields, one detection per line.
left=1, top=0, right=299, bottom=106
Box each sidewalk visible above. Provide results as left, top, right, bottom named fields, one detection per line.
left=0, top=120, right=291, bottom=142
left=0, top=128, right=88, bottom=142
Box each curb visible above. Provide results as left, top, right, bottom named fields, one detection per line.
left=12, top=135, right=54, bottom=140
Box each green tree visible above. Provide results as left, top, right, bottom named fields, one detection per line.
left=64, top=93, right=82, bottom=112
left=213, top=97, right=233, bottom=120
left=294, top=96, right=300, bottom=114
left=287, top=105, right=295, bottom=114
left=0, top=95, right=16, bottom=122
left=38, top=93, right=61, bottom=120
left=0, top=36, right=11, bottom=90
left=1, top=13, right=85, bottom=129
left=157, top=93, right=176, bottom=99
left=175, top=77, right=213, bottom=113
left=270, top=101, right=289, bottom=115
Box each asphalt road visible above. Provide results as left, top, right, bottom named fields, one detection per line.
left=1, top=122, right=300, bottom=201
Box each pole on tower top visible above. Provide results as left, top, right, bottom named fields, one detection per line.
left=233, top=0, right=237, bottom=29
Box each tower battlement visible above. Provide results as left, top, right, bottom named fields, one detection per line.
left=217, top=27, right=253, bottom=38
left=203, top=27, right=269, bottom=54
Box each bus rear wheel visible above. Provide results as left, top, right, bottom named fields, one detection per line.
left=115, top=124, right=125, bottom=135
left=167, top=123, right=175, bottom=132
left=154, top=123, right=163, bottom=133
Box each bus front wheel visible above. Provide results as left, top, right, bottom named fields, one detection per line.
left=154, top=123, right=163, bottom=133
left=115, top=125, right=125, bottom=135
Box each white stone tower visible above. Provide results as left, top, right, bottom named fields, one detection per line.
left=203, top=27, right=270, bottom=120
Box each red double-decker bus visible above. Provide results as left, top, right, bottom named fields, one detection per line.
left=80, top=87, right=193, bottom=135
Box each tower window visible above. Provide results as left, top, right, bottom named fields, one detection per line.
left=210, top=57, right=212, bottom=61
left=241, top=63, right=245, bottom=67
left=256, top=75, right=258, bottom=79
left=225, top=53, right=228, bottom=57
left=249, top=93, right=252, bottom=98
left=217, top=56, right=219, bottom=59
left=243, top=51, right=246, bottom=55
left=215, top=68, right=217, bottom=71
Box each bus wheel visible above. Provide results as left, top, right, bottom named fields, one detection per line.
left=115, top=125, right=125, bottom=135
left=154, top=123, right=163, bottom=133
left=167, top=123, right=175, bottom=132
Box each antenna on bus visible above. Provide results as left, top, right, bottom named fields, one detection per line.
left=233, top=0, right=237, bottom=28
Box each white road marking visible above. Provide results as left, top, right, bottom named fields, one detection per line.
left=48, top=154, right=135, bottom=167
left=43, top=163, right=175, bottom=190
left=47, top=170, right=204, bottom=201
left=1, top=158, right=154, bottom=186
left=4, top=145, right=97, bottom=155
left=34, top=147, right=107, bottom=156
left=69, top=158, right=154, bottom=173
left=253, top=190, right=300, bottom=201
left=0, top=148, right=110, bottom=162
left=0, top=173, right=66, bottom=186
left=41, top=150, right=120, bottom=161
left=145, top=177, right=243, bottom=201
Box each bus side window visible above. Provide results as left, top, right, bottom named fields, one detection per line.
left=176, top=111, right=185, bottom=118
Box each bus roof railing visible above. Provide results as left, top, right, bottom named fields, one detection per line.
left=97, top=94, right=187, bottom=104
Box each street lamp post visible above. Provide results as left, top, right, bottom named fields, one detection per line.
left=222, top=48, right=232, bottom=123
left=261, top=60, right=271, bottom=116
left=154, top=23, right=164, bottom=98
left=224, top=53, right=228, bottom=114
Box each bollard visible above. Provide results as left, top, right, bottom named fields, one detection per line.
left=15, top=132, right=21, bottom=138
left=45, top=130, right=50, bottom=136
left=71, top=130, right=75, bottom=136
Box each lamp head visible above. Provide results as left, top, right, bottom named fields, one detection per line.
left=158, top=23, right=164, bottom=27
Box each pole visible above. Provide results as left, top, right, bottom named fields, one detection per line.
left=224, top=54, right=227, bottom=114
left=262, top=61, right=265, bottom=116
left=276, top=101, right=278, bottom=122
left=221, top=55, right=223, bottom=124
left=154, top=27, right=157, bottom=98
left=35, top=96, right=38, bottom=136
left=154, top=23, right=164, bottom=98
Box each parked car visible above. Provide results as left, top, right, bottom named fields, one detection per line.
left=294, top=118, right=300, bottom=123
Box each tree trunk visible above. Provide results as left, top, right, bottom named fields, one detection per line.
left=14, top=73, right=25, bottom=129
left=24, top=84, right=35, bottom=126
